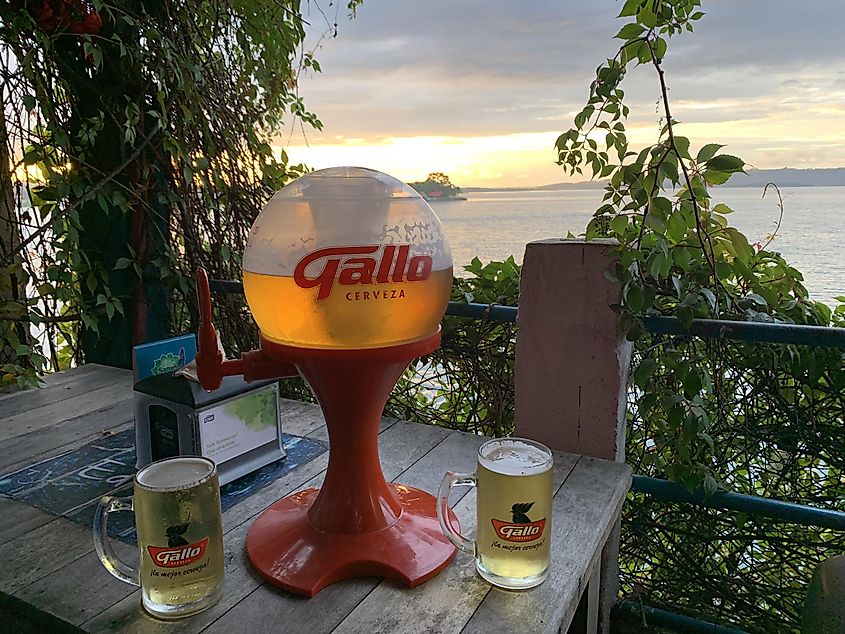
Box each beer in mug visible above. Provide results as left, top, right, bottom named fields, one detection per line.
left=437, top=438, right=553, bottom=589
left=94, top=456, right=225, bottom=619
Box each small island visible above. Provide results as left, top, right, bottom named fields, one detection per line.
left=408, top=172, right=467, bottom=201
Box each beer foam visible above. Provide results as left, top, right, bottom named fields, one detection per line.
left=479, top=439, right=552, bottom=476
left=137, top=457, right=215, bottom=491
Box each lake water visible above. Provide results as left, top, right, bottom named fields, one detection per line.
left=434, top=186, right=844, bottom=307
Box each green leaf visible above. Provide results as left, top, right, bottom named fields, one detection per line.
left=114, top=257, right=133, bottom=270
left=610, top=215, right=629, bottom=235
left=703, top=475, right=718, bottom=496
left=645, top=213, right=667, bottom=233
left=706, top=154, right=745, bottom=173
left=659, top=160, right=679, bottom=184
left=90, top=46, right=103, bottom=69
left=653, top=36, right=667, bottom=61
left=696, top=143, right=723, bottom=163
left=703, top=170, right=732, bottom=186
left=634, top=358, right=658, bottom=386
left=625, top=285, right=645, bottom=312
left=700, top=288, right=717, bottom=310
left=746, top=293, right=768, bottom=307
left=677, top=305, right=694, bottom=329
left=666, top=212, right=688, bottom=243
left=680, top=291, right=699, bottom=309
left=726, top=228, right=752, bottom=264
left=636, top=41, right=653, bottom=63
left=651, top=196, right=673, bottom=216
left=673, top=137, right=691, bottom=160
left=618, top=0, right=642, bottom=17
left=615, top=23, right=645, bottom=39
left=671, top=275, right=683, bottom=298
left=638, top=5, right=658, bottom=27
left=683, top=370, right=702, bottom=397
left=649, top=252, right=669, bottom=279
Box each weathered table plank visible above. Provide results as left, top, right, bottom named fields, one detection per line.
left=0, top=365, right=632, bottom=634
left=462, top=457, right=631, bottom=634
left=18, top=538, right=139, bottom=626
left=0, top=364, right=130, bottom=418
left=0, top=517, right=95, bottom=594
left=0, top=405, right=134, bottom=474
left=199, top=428, right=487, bottom=634
left=332, top=449, right=580, bottom=634
left=81, top=419, right=454, bottom=634
left=0, top=497, right=56, bottom=547
left=2, top=379, right=134, bottom=441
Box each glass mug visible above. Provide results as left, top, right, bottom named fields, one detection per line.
left=437, top=438, right=553, bottom=589
left=94, top=456, right=225, bottom=619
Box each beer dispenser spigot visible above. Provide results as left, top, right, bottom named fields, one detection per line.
left=195, top=167, right=458, bottom=597
left=195, top=268, right=297, bottom=390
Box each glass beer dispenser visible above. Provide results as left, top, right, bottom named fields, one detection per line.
left=194, top=166, right=458, bottom=596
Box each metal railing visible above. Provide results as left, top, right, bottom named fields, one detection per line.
left=210, top=279, right=844, bottom=528
left=209, top=279, right=844, bottom=631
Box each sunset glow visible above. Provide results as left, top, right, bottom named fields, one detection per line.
left=277, top=0, right=845, bottom=188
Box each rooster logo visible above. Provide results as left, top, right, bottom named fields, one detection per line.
left=492, top=501, right=546, bottom=542
left=510, top=502, right=534, bottom=524
left=166, top=523, right=190, bottom=547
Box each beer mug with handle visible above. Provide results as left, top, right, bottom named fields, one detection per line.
left=437, top=438, right=553, bottom=589
left=94, top=456, right=225, bottom=619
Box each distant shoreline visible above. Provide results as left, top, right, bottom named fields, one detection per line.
left=462, top=167, right=845, bottom=193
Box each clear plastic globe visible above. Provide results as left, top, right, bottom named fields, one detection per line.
left=242, top=167, right=453, bottom=349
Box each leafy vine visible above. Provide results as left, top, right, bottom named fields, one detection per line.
left=553, top=1, right=844, bottom=628
left=1, top=1, right=361, bottom=387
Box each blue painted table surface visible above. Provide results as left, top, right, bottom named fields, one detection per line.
left=0, top=428, right=326, bottom=543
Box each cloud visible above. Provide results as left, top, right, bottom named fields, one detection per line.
left=280, top=0, right=845, bottom=185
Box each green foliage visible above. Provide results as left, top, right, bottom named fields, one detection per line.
left=408, top=172, right=464, bottom=199
left=554, top=1, right=845, bottom=630
left=387, top=257, right=519, bottom=438
left=0, top=1, right=359, bottom=383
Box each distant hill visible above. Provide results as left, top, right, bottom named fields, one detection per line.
left=724, top=167, right=845, bottom=187
left=463, top=167, right=845, bottom=192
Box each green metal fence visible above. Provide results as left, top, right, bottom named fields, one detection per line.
left=209, top=279, right=844, bottom=632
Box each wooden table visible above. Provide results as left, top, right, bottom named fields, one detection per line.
left=0, top=365, right=631, bottom=634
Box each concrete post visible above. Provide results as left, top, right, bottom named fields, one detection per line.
left=514, top=238, right=632, bottom=633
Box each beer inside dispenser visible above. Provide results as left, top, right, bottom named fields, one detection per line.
left=194, top=166, right=459, bottom=596
left=241, top=166, right=453, bottom=349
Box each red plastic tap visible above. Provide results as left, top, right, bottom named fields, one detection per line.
left=194, top=268, right=295, bottom=390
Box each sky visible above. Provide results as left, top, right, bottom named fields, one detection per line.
left=278, top=1, right=845, bottom=188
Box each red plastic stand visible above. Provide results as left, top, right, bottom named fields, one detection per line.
left=194, top=269, right=457, bottom=596
left=244, top=331, right=458, bottom=596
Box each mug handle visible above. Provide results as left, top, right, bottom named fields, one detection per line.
left=436, top=470, right=476, bottom=555
left=93, top=495, right=140, bottom=586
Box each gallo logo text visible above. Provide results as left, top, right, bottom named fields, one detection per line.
left=490, top=518, right=547, bottom=543
left=293, top=245, right=432, bottom=300
left=147, top=537, right=209, bottom=568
